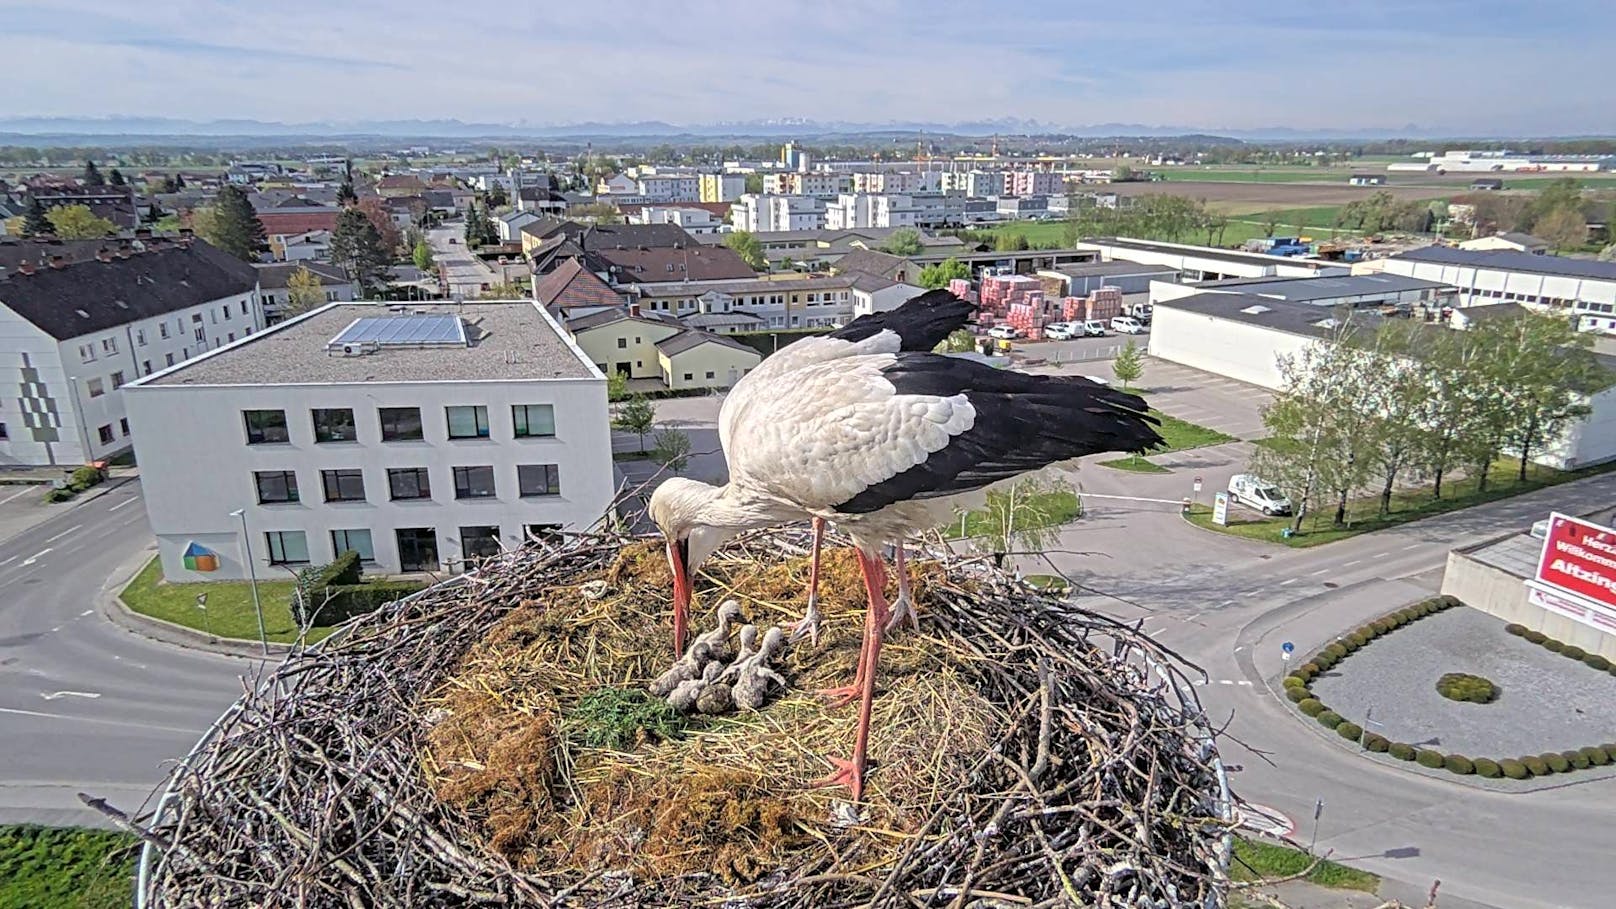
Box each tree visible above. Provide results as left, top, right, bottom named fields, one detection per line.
left=880, top=227, right=924, bottom=256
left=936, top=329, right=975, bottom=353
left=20, top=197, right=51, bottom=237
left=487, top=186, right=509, bottom=208
left=569, top=201, right=623, bottom=224
left=744, top=173, right=764, bottom=194
left=1477, top=312, right=1603, bottom=482
left=355, top=195, right=403, bottom=257
left=476, top=281, right=531, bottom=299
left=722, top=230, right=767, bottom=270
left=994, top=232, right=1030, bottom=252
left=198, top=184, right=268, bottom=261
left=45, top=204, right=116, bottom=239
left=412, top=239, right=435, bottom=272
left=965, top=474, right=1077, bottom=559
left=281, top=266, right=326, bottom=319
left=108, top=167, right=126, bottom=186
left=462, top=203, right=495, bottom=248
left=613, top=396, right=657, bottom=452
left=1110, top=339, right=1144, bottom=389
left=1536, top=207, right=1588, bottom=251
left=1347, top=322, right=1429, bottom=516
left=337, top=180, right=358, bottom=207
left=330, top=207, right=390, bottom=292
left=918, top=257, right=971, bottom=289
left=1261, top=211, right=1280, bottom=237
left=82, top=160, right=104, bottom=186
left=606, top=369, right=630, bottom=403
left=173, top=173, right=186, bottom=189
left=651, top=427, right=693, bottom=474
left=1598, top=242, right=1616, bottom=262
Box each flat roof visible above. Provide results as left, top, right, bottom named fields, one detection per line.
left=141, top=301, right=594, bottom=386
left=1195, top=273, right=1452, bottom=301
left=1392, top=246, right=1616, bottom=282
left=1044, top=261, right=1181, bottom=278
left=1082, top=237, right=1341, bottom=270
left=1154, top=291, right=1384, bottom=340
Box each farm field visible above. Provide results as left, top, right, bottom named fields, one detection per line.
left=1107, top=180, right=1448, bottom=214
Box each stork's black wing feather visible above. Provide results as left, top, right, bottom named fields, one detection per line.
left=833, top=355, right=1163, bottom=515
left=826, top=288, right=977, bottom=351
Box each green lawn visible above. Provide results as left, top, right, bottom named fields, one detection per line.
left=942, top=489, right=1082, bottom=540
left=1187, top=457, right=1616, bottom=547
left=1230, top=837, right=1380, bottom=892
left=1098, top=455, right=1171, bottom=473
left=1022, top=574, right=1071, bottom=591
left=1100, top=410, right=1234, bottom=474
left=120, top=557, right=333, bottom=644
left=978, top=204, right=1377, bottom=251
left=0, top=825, right=137, bottom=909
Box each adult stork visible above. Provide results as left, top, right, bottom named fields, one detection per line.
left=649, top=347, right=1163, bottom=800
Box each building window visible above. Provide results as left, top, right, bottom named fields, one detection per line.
left=241, top=300, right=250, bottom=315
left=136, top=328, right=146, bottom=346
left=518, top=464, right=560, bottom=497
left=526, top=523, right=563, bottom=544
left=705, top=371, right=715, bottom=380
left=111, top=371, right=126, bottom=389
left=387, top=467, right=432, bottom=500
left=223, top=305, right=232, bottom=321
left=85, top=378, right=105, bottom=398
left=227, top=332, right=235, bottom=342
left=460, top=525, right=502, bottom=562
left=321, top=469, right=366, bottom=502
left=331, top=528, right=375, bottom=562
left=101, top=338, right=117, bottom=354
left=512, top=404, right=555, bottom=438
left=453, top=465, right=496, bottom=499
left=142, top=360, right=152, bottom=375
left=395, top=527, right=439, bottom=572
left=379, top=407, right=423, bottom=442
left=617, top=337, right=628, bottom=349
left=0, top=423, right=7, bottom=439
left=119, top=418, right=129, bottom=437
left=254, top=470, right=300, bottom=504
left=165, top=352, right=175, bottom=367
left=97, top=424, right=114, bottom=444
left=445, top=405, right=490, bottom=439
left=312, top=408, right=357, bottom=443
left=159, top=323, right=169, bottom=339
left=683, top=372, right=693, bottom=381
left=265, top=530, right=310, bottom=565
left=244, top=410, right=290, bottom=444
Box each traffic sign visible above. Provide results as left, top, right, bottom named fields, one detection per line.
left=1193, top=476, right=1203, bottom=494
left=1281, top=641, right=1295, bottom=662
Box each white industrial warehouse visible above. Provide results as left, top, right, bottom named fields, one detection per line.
left=1368, top=247, right=1616, bottom=332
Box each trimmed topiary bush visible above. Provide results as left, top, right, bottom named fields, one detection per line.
left=1545, top=753, right=1571, bottom=773
left=1285, top=686, right=1310, bottom=703
left=1298, top=699, right=1325, bottom=717
left=1336, top=722, right=1363, bottom=741
left=1544, top=639, right=1565, bottom=653
left=1416, top=749, right=1444, bottom=769
left=1603, top=744, right=1616, bottom=762
left=1473, top=758, right=1502, bottom=778
left=1314, top=655, right=1337, bottom=671
left=1585, top=655, right=1611, bottom=672
left=1562, top=645, right=1587, bottom=661
left=1300, top=662, right=1320, bottom=676
left=1436, top=672, right=1499, bottom=704
left=1389, top=742, right=1416, bottom=761
left=1364, top=734, right=1390, bottom=753
left=1524, top=630, right=1547, bottom=644
left=1316, top=710, right=1343, bottom=729
left=1501, top=759, right=1529, bottom=780
left=1443, top=754, right=1475, bottom=775
left=1505, top=623, right=1527, bottom=636
left=1440, top=595, right=1462, bottom=609
left=1323, top=643, right=1347, bottom=660
left=1523, top=756, right=1550, bottom=776
left=1580, top=746, right=1609, bottom=767
left=1565, top=750, right=1591, bottom=770
left=1348, top=631, right=1370, bottom=647
left=1283, top=674, right=1307, bottom=688
left=1397, top=607, right=1420, bottom=622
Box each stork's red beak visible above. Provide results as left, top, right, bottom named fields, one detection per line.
left=667, top=537, right=691, bottom=656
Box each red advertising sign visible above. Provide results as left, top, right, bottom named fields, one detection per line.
left=1533, top=512, right=1616, bottom=613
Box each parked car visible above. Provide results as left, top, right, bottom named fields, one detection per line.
left=1044, top=323, right=1079, bottom=340
left=987, top=325, right=1021, bottom=340
left=1083, top=320, right=1108, bottom=337
left=1082, top=374, right=1111, bottom=386
left=1228, top=474, right=1293, bottom=516
left=1111, top=316, right=1146, bottom=335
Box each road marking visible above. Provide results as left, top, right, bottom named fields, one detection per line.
left=1343, top=559, right=1362, bottom=567
left=1279, top=578, right=1298, bottom=586
left=0, top=555, right=15, bottom=567
left=0, top=486, right=36, bottom=505
left=79, top=609, right=92, bottom=617
left=1240, top=589, right=1263, bottom=597
left=1233, top=646, right=1244, bottom=653
left=1309, top=568, right=1329, bottom=576
left=44, top=525, right=82, bottom=543
left=40, top=690, right=101, bottom=700
left=107, top=497, right=136, bottom=512
left=20, top=548, right=51, bottom=566
left=1219, top=599, right=1235, bottom=607
left=1236, top=801, right=1295, bottom=837
left=1374, top=551, right=1394, bottom=558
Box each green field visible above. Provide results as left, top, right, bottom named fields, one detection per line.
left=0, top=825, right=137, bottom=909
left=1158, top=168, right=1358, bottom=183
left=120, top=557, right=334, bottom=644
left=981, top=204, right=1377, bottom=251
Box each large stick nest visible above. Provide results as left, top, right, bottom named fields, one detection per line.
left=135, top=530, right=1233, bottom=908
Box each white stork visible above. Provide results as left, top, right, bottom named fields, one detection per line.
left=649, top=299, right=1163, bottom=800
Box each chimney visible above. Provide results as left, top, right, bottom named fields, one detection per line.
left=17, top=260, right=35, bottom=276
left=629, top=303, right=641, bottom=317
left=134, top=227, right=153, bottom=240
left=48, top=255, right=66, bottom=269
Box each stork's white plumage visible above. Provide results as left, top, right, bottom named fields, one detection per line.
left=650, top=290, right=1163, bottom=800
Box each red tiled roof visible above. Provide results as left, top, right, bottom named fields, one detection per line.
left=594, top=245, right=757, bottom=284
left=258, top=210, right=341, bottom=236
left=533, top=257, right=624, bottom=309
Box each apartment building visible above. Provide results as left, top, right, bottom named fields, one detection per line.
left=698, top=172, right=747, bottom=203
left=763, top=172, right=850, bottom=197
left=939, top=170, right=1003, bottom=197
left=730, top=194, right=827, bottom=233
left=851, top=171, right=938, bottom=194
left=824, top=193, right=921, bottom=230
left=0, top=237, right=262, bottom=466
left=1004, top=170, right=1065, bottom=196
left=628, top=273, right=924, bottom=329
left=125, top=300, right=613, bottom=581
left=636, top=174, right=701, bottom=203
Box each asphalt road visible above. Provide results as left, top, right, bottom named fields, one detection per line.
left=427, top=222, right=498, bottom=298
left=0, top=479, right=263, bottom=828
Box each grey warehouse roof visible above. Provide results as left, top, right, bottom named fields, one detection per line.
left=1153, top=292, right=1384, bottom=340
left=1083, top=237, right=1340, bottom=270
left=1392, top=246, right=1616, bottom=282
left=141, top=301, right=593, bottom=386
left=1048, top=261, right=1181, bottom=278
left=1194, top=273, right=1452, bottom=302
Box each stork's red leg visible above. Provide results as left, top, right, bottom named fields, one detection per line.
left=789, top=517, right=827, bottom=645
left=814, top=547, right=887, bottom=801
left=884, top=543, right=919, bottom=633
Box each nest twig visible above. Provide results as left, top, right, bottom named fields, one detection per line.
left=123, top=528, right=1234, bottom=908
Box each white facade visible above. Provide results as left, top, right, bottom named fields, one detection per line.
left=763, top=172, right=849, bottom=197
left=1005, top=171, right=1064, bottom=196
left=851, top=171, right=938, bottom=194
left=1146, top=303, right=1314, bottom=389
left=939, top=170, right=1002, bottom=197
left=1078, top=238, right=1351, bottom=281
left=497, top=210, right=545, bottom=243
left=825, top=194, right=920, bottom=230
left=629, top=206, right=722, bottom=235
left=124, top=302, right=615, bottom=581
left=698, top=173, right=747, bottom=203
left=278, top=230, right=332, bottom=262
left=636, top=175, right=701, bottom=203
left=729, top=194, right=825, bottom=233
left=1370, top=255, right=1616, bottom=332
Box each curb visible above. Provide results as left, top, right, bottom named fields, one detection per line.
left=98, top=551, right=292, bottom=660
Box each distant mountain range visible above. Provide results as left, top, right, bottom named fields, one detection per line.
left=0, top=115, right=1594, bottom=142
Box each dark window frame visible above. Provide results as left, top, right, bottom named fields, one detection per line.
left=445, top=405, right=490, bottom=439
left=330, top=528, right=375, bottom=563
left=387, top=467, right=432, bottom=501
left=265, top=530, right=310, bottom=565
left=320, top=468, right=366, bottom=502
left=378, top=407, right=424, bottom=442
left=254, top=470, right=300, bottom=504
left=460, top=525, right=502, bottom=561
left=312, top=408, right=358, bottom=443
left=395, top=527, right=439, bottom=572
left=244, top=409, right=290, bottom=444
left=517, top=463, right=561, bottom=497
left=511, top=403, right=556, bottom=438
left=453, top=465, right=497, bottom=499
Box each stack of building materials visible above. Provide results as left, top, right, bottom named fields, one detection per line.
left=979, top=274, right=1043, bottom=315
left=1005, top=301, right=1046, bottom=339
left=1085, top=286, right=1123, bottom=321
left=948, top=278, right=974, bottom=301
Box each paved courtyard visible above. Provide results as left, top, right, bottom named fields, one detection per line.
left=1311, top=606, right=1616, bottom=756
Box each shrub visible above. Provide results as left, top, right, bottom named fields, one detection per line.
left=1604, top=744, right=1616, bottom=762
left=1323, top=643, right=1347, bottom=660
left=1416, top=749, right=1444, bottom=769
left=43, top=487, right=75, bottom=503
left=1348, top=631, right=1370, bottom=647
left=1522, top=756, right=1550, bottom=776
left=1505, top=623, right=1527, bottom=636
left=1473, top=758, right=1502, bottom=778
left=1364, top=734, right=1390, bottom=753
left=69, top=465, right=104, bottom=490
left=1396, top=608, right=1419, bottom=622
left=1524, top=630, right=1547, bottom=644
left=1562, top=645, right=1587, bottom=661
left=1336, top=722, right=1363, bottom=741
left=1439, top=595, right=1461, bottom=609
left=1314, top=654, right=1337, bottom=671
left=1389, top=743, right=1416, bottom=761
left=1585, top=655, right=1611, bottom=671
left=1544, top=639, right=1565, bottom=653
left=1564, top=750, right=1591, bottom=770
left=1443, top=754, right=1475, bottom=775
left=1283, top=674, right=1307, bottom=688
left=1316, top=710, right=1343, bottom=729
left=1580, top=746, right=1609, bottom=767
left=1500, top=759, right=1528, bottom=779
left=309, top=580, right=426, bottom=624
left=1295, top=667, right=1316, bottom=683
left=1436, top=672, right=1499, bottom=704
left=1545, top=753, right=1571, bottom=773
left=1298, top=699, right=1325, bottom=717
left=1300, top=662, right=1320, bottom=676
left=1285, top=686, right=1310, bottom=703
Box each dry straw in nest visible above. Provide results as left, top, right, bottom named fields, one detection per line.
left=129, top=529, right=1233, bottom=908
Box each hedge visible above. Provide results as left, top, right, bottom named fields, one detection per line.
left=1416, top=749, right=1445, bottom=769
left=1300, top=662, right=1320, bottom=677
left=1563, top=645, right=1587, bottom=661
left=1336, top=722, right=1363, bottom=741
left=1500, top=759, right=1529, bottom=780
left=1473, top=758, right=1502, bottom=778
left=1565, top=750, right=1591, bottom=770
left=1545, top=753, right=1571, bottom=773
left=1544, top=639, right=1565, bottom=653
left=1298, top=699, right=1325, bottom=717
left=1282, top=675, right=1307, bottom=689
left=1315, top=711, right=1343, bottom=729
left=316, top=580, right=425, bottom=624
left=1586, top=746, right=1612, bottom=767
left=1585, top=655, right=1612, bottom=671
left=1523, top=756, right=1551, bottom=776
left=1285, top=686, right=1310, bottom=703
left=1443, top=754, right=1474, bottom=775
left=1364, top=734, right=1390, bottom=753
left=1389, top=743, right=1416, bottom=761
left=1505, top=623, right=1527, bottom=636
left=1604, top=744, right=1616, bottom=761
left=1524, top=630, right=1547, bottom=644
left=1323, top=643, right=1347, bottom=660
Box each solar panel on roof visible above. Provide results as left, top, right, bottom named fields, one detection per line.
left=328, top=315, right=467, bottom=349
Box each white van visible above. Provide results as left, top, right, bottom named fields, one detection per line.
left=1228, top=474, right=1293, bottom=515
left=1111, top=316, right=1145, bottom=334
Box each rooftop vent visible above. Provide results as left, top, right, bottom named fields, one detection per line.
left=1239, top=305, right=1271, bottom=315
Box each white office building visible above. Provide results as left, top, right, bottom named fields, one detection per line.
left=124, top=300, right=616, bottom=581
left=0, top=237, right=263, bottom=466
left=1369, top=247, right=1616, bottom=332
left=824, top=194, right=922, bottom=230
left=729, top=194, right=827, bottom=233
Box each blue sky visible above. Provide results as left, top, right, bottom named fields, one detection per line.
left=6, top=0, right=1612, bottom=134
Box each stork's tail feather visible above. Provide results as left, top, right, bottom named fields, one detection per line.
left=1046, top=376, right=1164, bottom=454
left=828, top=288, right=978, bottom=351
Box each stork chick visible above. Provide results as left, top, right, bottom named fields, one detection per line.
left=649, top=639, right=716, bottom=698
left=717, top=624, right=761, bottom=682
left=694, top=672, right=734, bottom=714
left=733, top=627, right=788, bottom=711
left=693, top=599, right=746, bottom=662
left=668, top=661, right=722, bottom=714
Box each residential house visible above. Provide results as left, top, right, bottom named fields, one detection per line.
left=270, top=229, right=333, bottom=263
left=532, top=257, right=628, bottom=318
left=832, top=248, right=920, bottom=285
left=627, top=206, right=723, bottom=234
left=497, top=209, right=546, bottom=244
left=254, top=262, right=359, bottom=323
left=825, top=194, right=921, bottom=230
left=730, top=194, right=826, bottom=233
left=1004, top=171, right=1064, bottom=196
left=23, top=183, right=139, bottom=229
left=376, top=174, right=430, bottom=198
left=564, top=306, right=685, bottom=380
left=655, top=331, right=761, bottom=390
left=1458, top=232, right=1552, bottom=255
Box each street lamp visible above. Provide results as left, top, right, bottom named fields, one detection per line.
left=229, top=508, right=269, bottom=655
left=195, top=592, right=212, bottom=641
